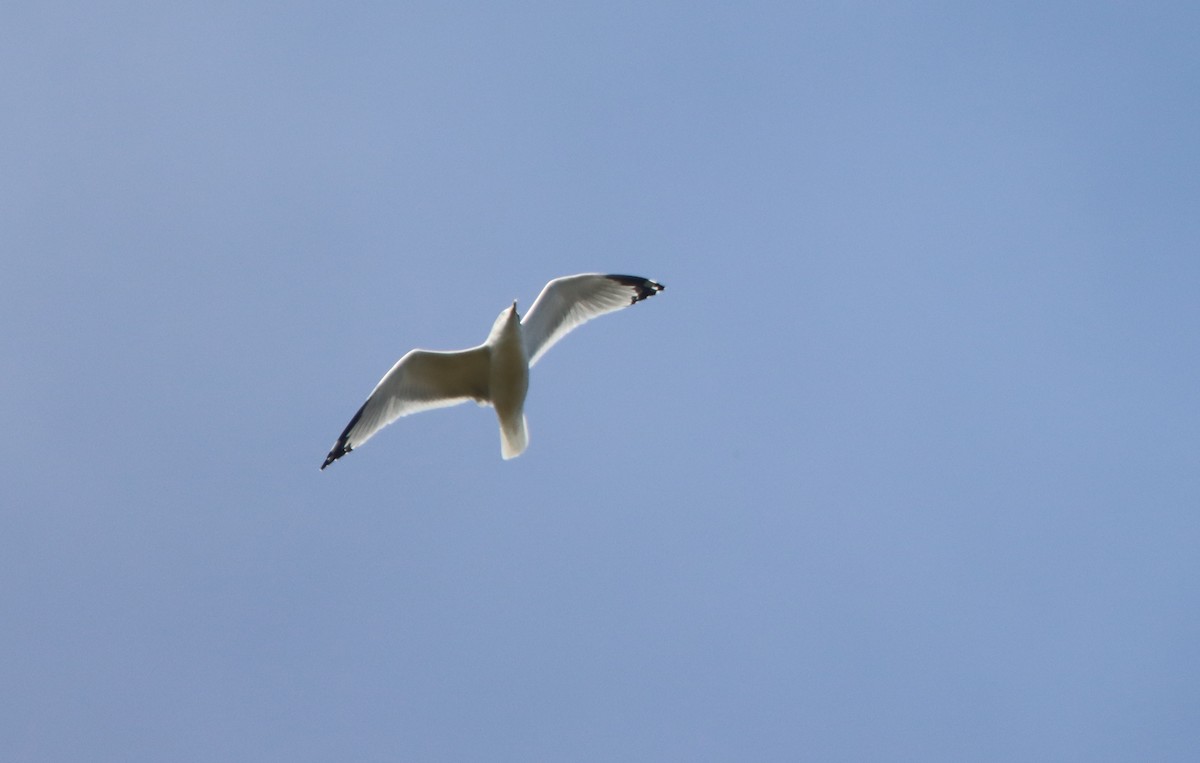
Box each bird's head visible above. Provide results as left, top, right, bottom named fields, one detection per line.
left=487, top=300, right=522, bottom=343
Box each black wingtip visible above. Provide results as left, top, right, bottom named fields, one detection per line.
left=320, top=400, right=365, bottom=470
left=607, top=274, right=665, bottom=304
left=320, top=442, right=347, bottom=470
left=320, top=439, right=351, bottom=470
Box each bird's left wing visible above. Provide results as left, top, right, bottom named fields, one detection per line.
left=520, top=274, right=664, bottom=367
left=321, top=347, right=490, bottom=469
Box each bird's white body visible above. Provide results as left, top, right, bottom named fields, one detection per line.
left=487, top=303, right=530, bottom=459
left=321, top=273, right=663, bottom=469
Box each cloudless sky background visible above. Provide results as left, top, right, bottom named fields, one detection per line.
left=4, top=2, right=1199, bottom=760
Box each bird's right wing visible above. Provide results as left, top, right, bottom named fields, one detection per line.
left=520, top=273, right=664, bottom=367
left=321, top=347, right=491, bottom=469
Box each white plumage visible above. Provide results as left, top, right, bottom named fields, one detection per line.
left=321, top=273, right=664, bottom=469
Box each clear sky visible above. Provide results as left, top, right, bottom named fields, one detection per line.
left=4, top=2, right=1199, bottom=761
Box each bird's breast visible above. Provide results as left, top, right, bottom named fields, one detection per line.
left=489, top=324, right=529, bottom=415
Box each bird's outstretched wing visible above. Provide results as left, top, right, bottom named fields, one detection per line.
left=321, top=347, right=491, bottom=469
left=520, top=274, right=664, bottom=367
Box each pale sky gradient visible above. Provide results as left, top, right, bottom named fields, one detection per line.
left=4, top=3, right=1199, bottom=761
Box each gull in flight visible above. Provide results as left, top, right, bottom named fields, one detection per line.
left=321, top=273, right=664, bottom=469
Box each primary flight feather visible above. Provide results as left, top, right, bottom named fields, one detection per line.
left=321, top=273, right=664, bottom=469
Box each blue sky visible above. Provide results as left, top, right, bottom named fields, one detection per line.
left=4, top=2, right=1199, bottom=760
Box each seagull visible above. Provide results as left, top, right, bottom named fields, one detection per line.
left=320, top=273, right=664, bottom=469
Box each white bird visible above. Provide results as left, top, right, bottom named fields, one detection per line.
left=320, top=273, right=664, bottom=469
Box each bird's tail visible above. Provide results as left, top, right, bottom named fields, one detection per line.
left=499, top=413, right=528, bottom=460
